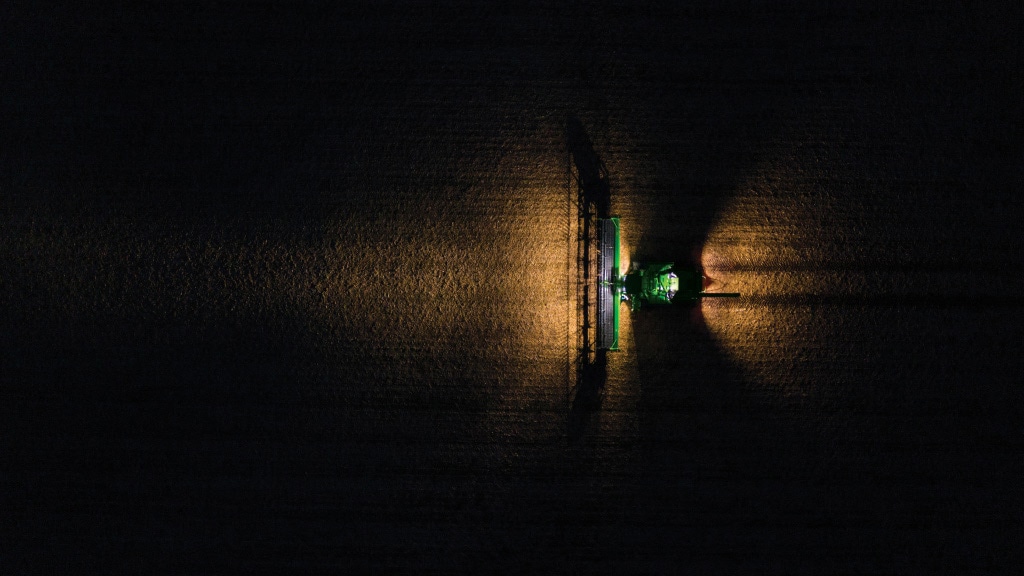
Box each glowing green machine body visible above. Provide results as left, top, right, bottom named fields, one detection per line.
left=596, top=217, right=739, bottom=351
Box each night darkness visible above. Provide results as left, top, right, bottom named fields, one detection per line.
left=3, top=2, right=1023, bottom=573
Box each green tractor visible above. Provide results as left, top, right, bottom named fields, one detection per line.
left=621, top=261, right=737, bottom=309
left=597, top=217, right=738, bottom=351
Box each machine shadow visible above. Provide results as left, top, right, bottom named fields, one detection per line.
left=567, top=349, right=608, bottom=441
left=565, top=116, right=613, bottom=441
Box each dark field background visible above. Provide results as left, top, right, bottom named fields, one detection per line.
left=2, top=1, right=1022, bottom=573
